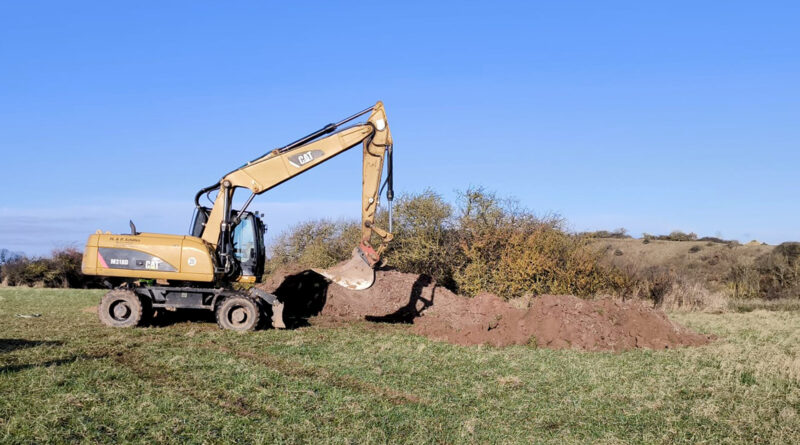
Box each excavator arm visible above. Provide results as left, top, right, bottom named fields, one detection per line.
left=196, top=101, right=394, bottom=289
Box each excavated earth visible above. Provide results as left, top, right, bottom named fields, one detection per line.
left=257, top=267, right=712, bottom=350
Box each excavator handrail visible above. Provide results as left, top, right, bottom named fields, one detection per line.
left=277, top=105, right=374, bottom=154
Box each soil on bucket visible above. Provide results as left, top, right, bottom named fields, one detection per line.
left=257, top=267, right=712, bottom=350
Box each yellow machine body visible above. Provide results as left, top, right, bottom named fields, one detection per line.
left=82, top=101, right=396, bottom=330
left=81, top=101, right=393, bottom=290
left=82, top=232, right=216, bottom=282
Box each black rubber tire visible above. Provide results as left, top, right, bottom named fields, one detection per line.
left=215, top=295, right=261, bottom=331
left=98, top=289, right=145, bottom=328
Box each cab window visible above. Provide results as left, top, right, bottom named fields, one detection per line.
left=232, top=216, right=255, bottom=263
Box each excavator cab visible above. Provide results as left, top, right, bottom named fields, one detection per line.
left=231, top=211, right=266, bottom=281
left=190, top=206, right=266, bottom=282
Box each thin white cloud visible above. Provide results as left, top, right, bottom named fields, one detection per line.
left=0, top=199, right=360, bottom=256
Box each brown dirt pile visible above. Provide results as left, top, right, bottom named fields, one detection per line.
left=258, top=267, right=711, bottom=350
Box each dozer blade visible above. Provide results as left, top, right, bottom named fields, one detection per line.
left=313, top=248, right=375, bottom=290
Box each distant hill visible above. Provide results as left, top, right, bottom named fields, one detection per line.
left=590, top=237, right=800, bottom=308
left=593, top=237, right=772, bottom=287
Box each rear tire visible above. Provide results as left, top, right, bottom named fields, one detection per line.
left=98, top=289, right=145, bottom=328
left=215, top=295, right=261, bottom=331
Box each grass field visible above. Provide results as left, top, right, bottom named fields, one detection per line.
left=1, top=288, right=799, bottom=444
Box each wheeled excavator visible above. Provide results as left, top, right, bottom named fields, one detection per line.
left=81, top=102, right=394, bottom=330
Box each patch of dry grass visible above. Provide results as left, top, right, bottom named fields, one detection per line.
left=672, top=310, right=800, bottom=381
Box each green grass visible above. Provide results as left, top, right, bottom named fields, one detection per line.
left=1, top=288, right=799, bottom=444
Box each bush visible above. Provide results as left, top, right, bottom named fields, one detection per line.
left=264, top=190, right=800, bottom=307
left=774, top=242, right=800, bottom=263
left=0, top=248, right=93, bottom=288
left=699, top=236, right=735, bottom=244
left=266, top=187, right=630, bottom=299
left=264, top=219, right=360, bottom=274
left=381, top=190, right=460, bottom=288
left=608, top=263, right=725, bottom=311
left=668, top=231, right=698, bottom=241
left=582, top=228, right=631, bottom=239
left=643, top=231, right=698, bottom=242
left=725, top=242, right=800, bottom=300
left=486, top=227, right=629, bottom=298
left=444, top=187, right=627, bottom=298
left=753, top=243, right=800, bottom=299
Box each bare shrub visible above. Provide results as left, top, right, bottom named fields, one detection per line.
left=644, top=231, right=699, bottom=242
left=48, top=248, right=85, bottom=288
left=668, top=231, right=698, bottom=241
left=609, top=263, right=723, bottom=311
left=0, top=248, right=93, bottom=288
left=754, top=243, right=800, bottom=299
left=660, top=279, right=728, bottom=312
left=634, top=266, right=676, bottom=306
left=265, top=219, right=360, bottom=273
left=727, top=263, right=762, bottom=299
left=449, top=187, right=627, bottom=298
left=266, top=187, right=631, bottom=300
left=489, top=229, right=629, bottom=298
left=725, top=242, right=800, bottom=300
left=381, top=190, right=460, bottom=288
left=582, top=228, right=631, bottom=239
left=0, top=257, right=35, bottom=286
left=699, top=236, right=736, bottom=244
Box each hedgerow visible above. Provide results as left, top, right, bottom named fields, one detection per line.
left=266, top=187, right=629, bottom=299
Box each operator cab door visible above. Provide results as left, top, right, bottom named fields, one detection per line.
left=190, top=206, right=265, bottom=281
left=232, top=211, right=266, bottom=280
left=190, top=207, right=210, bottom=238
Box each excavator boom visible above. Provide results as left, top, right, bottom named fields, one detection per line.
left=198, top=101, right=394, bottom=288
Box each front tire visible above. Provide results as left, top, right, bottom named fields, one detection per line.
left=98, top=289, right=145, bottom=328
left=215, top=295, right=261, bottom=331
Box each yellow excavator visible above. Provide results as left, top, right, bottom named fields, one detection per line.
left=81, top=101, right=394, bottom=330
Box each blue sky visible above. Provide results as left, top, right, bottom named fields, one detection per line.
left=1, top=1, right=798, bottom=255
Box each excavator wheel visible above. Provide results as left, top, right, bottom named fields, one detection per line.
left=98, top=289, right=147, bottom=328
left=215, top=295, right=262, bottom=331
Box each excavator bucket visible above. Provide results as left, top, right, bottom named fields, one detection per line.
left=313, top=248, right=376, bottom=290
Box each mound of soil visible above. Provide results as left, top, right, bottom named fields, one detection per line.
left=258, top=267, right=711, bottom=350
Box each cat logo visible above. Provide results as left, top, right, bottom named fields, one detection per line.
left=297, top=152, right=313, bottom=165
left=288, top=150, right=324, bottom=168
left=145, top=258, right=162, bottom=270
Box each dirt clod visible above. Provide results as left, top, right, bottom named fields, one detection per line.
left=257, top=267, right=712, bottom=350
